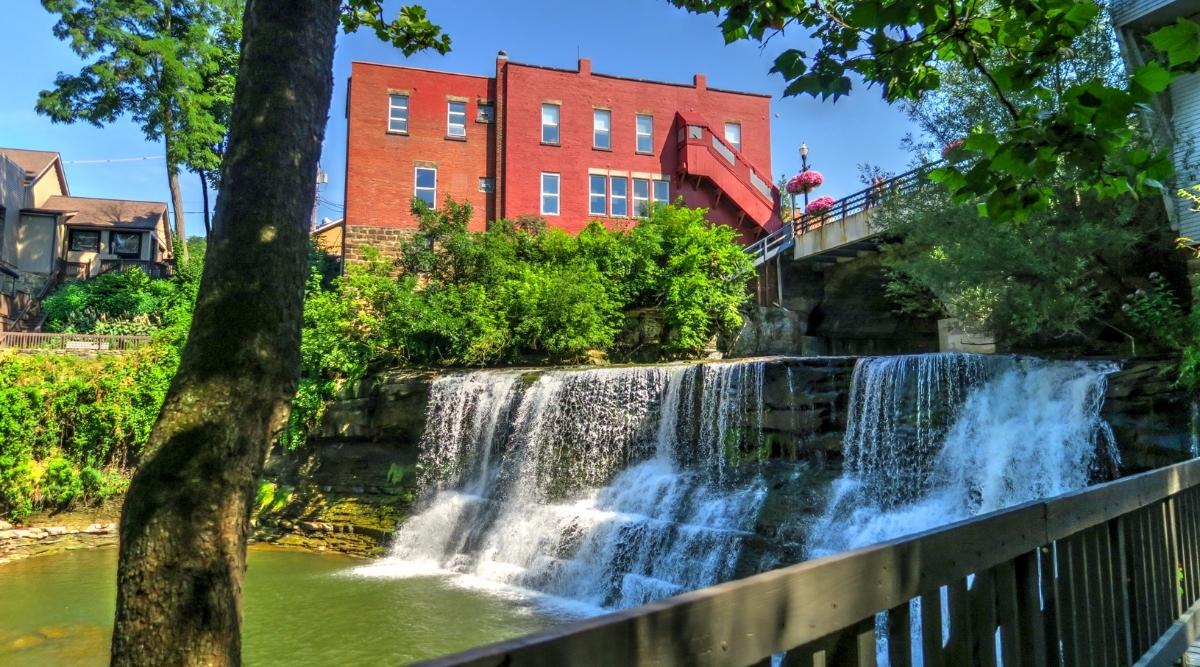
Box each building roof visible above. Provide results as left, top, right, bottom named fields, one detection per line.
left=37, top=195, right=168, bottom=231
left=0, top=147, right=60, bottom=180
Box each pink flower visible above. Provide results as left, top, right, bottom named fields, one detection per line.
left=941, top=138, right=965, bottom=158
left=806, top=195, right=836, bottom=215
left=786, top=170, right=824, bottom=194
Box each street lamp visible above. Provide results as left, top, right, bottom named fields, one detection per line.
left=799, top=143, right=811, bottom=209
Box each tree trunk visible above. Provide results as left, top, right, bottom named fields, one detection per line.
left=200, top=171, right=212, bottom=236
left=109, top=1, right=338, bottom=665
left=168, top=165, right=189, bottom=261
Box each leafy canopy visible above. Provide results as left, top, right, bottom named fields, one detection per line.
left=672, top=0, right=1200, bottom=220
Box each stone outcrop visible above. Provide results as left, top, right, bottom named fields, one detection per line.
left=0, top=514, right=117, bottom=565
left=1102, top=358, right=1197, bottom=471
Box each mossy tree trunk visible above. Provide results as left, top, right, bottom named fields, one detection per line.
left=109, top=1, right=339, bottom=664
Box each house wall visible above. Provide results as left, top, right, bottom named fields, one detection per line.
left=64, top=228, right=154, bottom=270
left=344, top=62, right=494, bottom=234
left=16, top=213, right=56, bottom=274
left=0, top=157, right=25, bottom=266
left=500, top=60, right=773, bottom=233
left=28, top=167, right=63, bottom=208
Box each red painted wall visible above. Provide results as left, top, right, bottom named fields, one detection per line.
left=499, top=60, right=773, bottom=233
left=344, top=58, right=773, bottom=238
left=344, top=62, right=494, bottom=232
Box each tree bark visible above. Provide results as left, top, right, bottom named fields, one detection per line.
left=109, top=1, right=338, bottom=665
left=168, top=165, right=189, bottom=260
left=200, top=171, right=212, bottom=236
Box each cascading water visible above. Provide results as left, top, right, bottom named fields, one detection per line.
left=357, top=361, right=771, bottom=613
left=808, top=353, right=1119, bottom=557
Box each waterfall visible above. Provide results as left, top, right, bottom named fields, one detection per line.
left=808, top=353, right=1118, bottom=557
left=358, top=361, right=771, bottom=613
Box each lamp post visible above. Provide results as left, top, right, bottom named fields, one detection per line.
left=799, top=143, right=811, bottom=210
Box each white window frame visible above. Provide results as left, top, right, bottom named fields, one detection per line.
left=653, top=179, right=670, bottom=204
left=447, top=101, right=467, bottom=137
left=610, top=176, right=628, bottom=217
left=415, top=166, right=437, bottom=208
left=724, top=122, right=742, bottom=152
left=635, top=114, right=654, bottom=154
left=632, top=178, right=651, bottom=217
left=541, top=103, right=560, bottom=145
left=388, top=94, right=409, bottom=133
left=593, top=109, right=612, bottom=150
left=541, top=172, right=560, bottom=216
left=589, top=174, right=608, bottom=216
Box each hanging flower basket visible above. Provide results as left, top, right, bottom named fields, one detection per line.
left=941, top=138, right=966, bottom=160
left=805, top=195, right=836, bottom=215
left=787, top=170, right=824, bottom=194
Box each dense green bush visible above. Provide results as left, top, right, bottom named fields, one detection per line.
left=0, top=345, right=177, bottom=521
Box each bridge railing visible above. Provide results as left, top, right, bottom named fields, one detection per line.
left=413, top=456, right=1200, bottom=667
left=796, top=161, right=941, bottom=235
left=0, top=332, right=152, bottom=354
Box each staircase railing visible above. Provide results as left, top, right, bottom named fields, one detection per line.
left=744, top=220, right=795, bottom=267
left=414, top=455, right=1200, bottom=667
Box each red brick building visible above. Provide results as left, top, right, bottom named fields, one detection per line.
left=342, top=53, right=782, bottom=261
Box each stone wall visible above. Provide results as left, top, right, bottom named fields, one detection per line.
left=1102, top=359, right=1197, bottom=472
left=342, top=224, right=417, bottom=265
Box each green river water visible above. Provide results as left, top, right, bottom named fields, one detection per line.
left=0, top=547, right=555, bottom=666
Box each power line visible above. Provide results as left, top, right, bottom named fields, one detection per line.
left=62, top=155, right=165, bottom=165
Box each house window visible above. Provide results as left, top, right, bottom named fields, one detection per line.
left=541, top=173, right=560, bottom=216
left=477, top=103, right=495, bottom=123
left=633, top=178, right=650, bottom=217
left=68, top=229, right=100, bottom=252
left=541, top=104, right=560, bottom=144
left=589, top=174, right=607, bottom=216
left=388, top=94, right=408, bottom=133
left=110, top=232, right=142, bottom=258
left=593, top=109, right=612, bottom=150
left=447, top=101, right=467, bottom=138
left=479, top=177, right=495, bottom=193
left=415, top=166, right=437, bottom=208
left=653, top=178, right=670, bottom=204
left=635, top=114, right=654, bottom=154
left=724, top=122, right=742, bottom=152
left=610, top=177, right=628, bottom=217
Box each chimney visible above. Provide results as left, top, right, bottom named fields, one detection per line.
left=497, top=49, right=508, bottom=63
left=693, top=74, right=707, bottom=92
left=578, top=58, right=591, bottom=75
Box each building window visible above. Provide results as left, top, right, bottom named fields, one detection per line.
left=68, top=229, right=100, bottom=252
left=635, top=114, right=654, bottom=154
left=447, top=101, right=467, bottom=138
left=415, top=166, right=437, bottom=208
left=653, top=178, right=670, bottom=204
left=110, top=231, right=142, bottom=258
left=541, top=104, right=560, bottom=145
left=633, top=178, right=650, bottom=217
left=477, top=103, right=495, bottom=123
left=593, top=109, right=612, bottom=150
left=479, top=177, right=495, bottom=193
left=724, top=122, right=742, bottom=152
left=541, top=173, right=560, bottom=216
left=610, top=177, right=628, bottom=217
left=388, top=94, right=408, bottom=133
left=589, top=174, right=608, bottom=216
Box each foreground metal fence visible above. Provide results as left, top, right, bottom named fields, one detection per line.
left=414, top=457, right=1200, bottom=667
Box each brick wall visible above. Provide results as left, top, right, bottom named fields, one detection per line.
left=344, top=62, right=494, bottom=233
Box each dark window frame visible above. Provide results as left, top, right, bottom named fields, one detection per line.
left=110, top=231, right=142, bottom=258
left=68, top=229, right=101, bottom=252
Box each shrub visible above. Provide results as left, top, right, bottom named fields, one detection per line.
left=40, top=457, right=83, bottom=509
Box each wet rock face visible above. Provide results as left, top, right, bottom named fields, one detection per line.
left=1102, top=359, right=1196, bottom=472
left=757, top=357, right=855, bottom=463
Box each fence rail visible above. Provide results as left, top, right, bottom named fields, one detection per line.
left=413, top=456, right=1200, bottom=667
left=0, top=332, right=151, bottom=354
left=795, top=161, right=940, bottom=236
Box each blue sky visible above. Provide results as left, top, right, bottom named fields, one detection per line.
left=0, top=0, right=918, bottom=237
